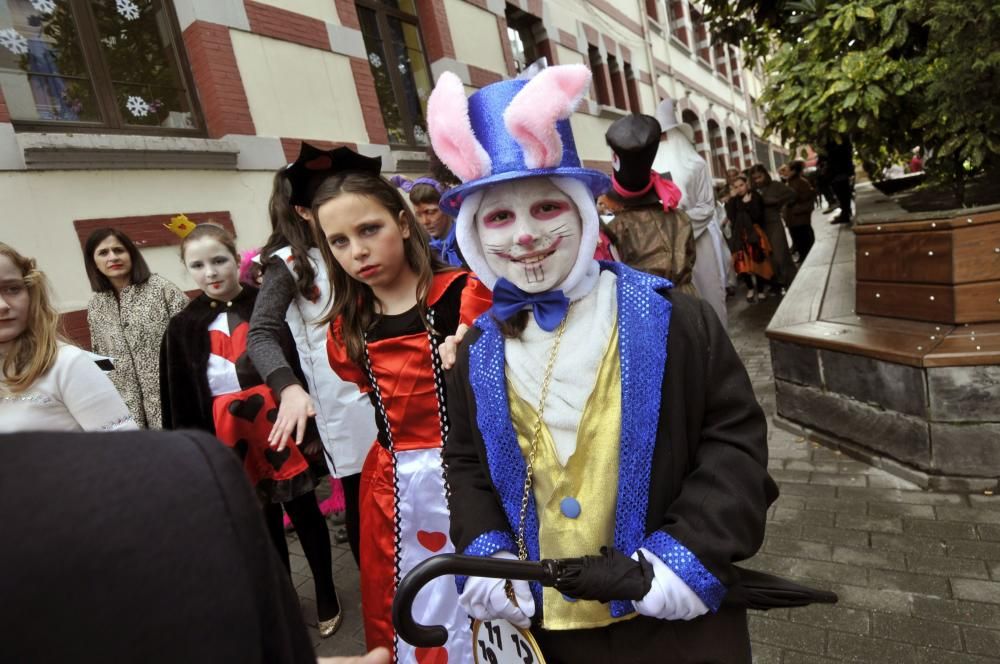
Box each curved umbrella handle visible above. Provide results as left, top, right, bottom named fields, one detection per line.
left=392, top=554, right=562, bottom=647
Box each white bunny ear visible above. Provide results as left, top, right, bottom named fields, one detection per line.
left=427, top=72, right=492, bottom=182
left=504, top=64, right=591, bottom=169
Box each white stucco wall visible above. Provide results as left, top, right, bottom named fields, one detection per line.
left=444, top=0, right=506, bottom=75
left=230, top=31, right=368, bottom=143
left=1, top=170, right=276, bottom=312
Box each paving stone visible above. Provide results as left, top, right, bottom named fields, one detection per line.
left=827, top=582, right=914, bottom=614
left=870, top=533, right=949, bottom=557
left=833, top=545, right=908, bottom=572
left=980, top=524, right=1000, bottom=542
left=936, top=506, right=1000, bottom=525
left=913, top=647, right=1000, bottom=664
left=765, top=521, right=805, bottom=540
left=962, top=626, right=1000, bottom=658
left=779, top=482, right=838, bottom=498
left=871, top=613, right=963, bottom=650
left=766, top=537, right=834, bottom=561
left=780, top=558, right=865, bottom=585
left=826, top=631, right=916, bottom=662
left=910, top=596, right=1000, bottom=629
left=748, top=615, right=827, bottom=654
left=946, top=539, right=1000, bottom=561
left=770, top=468, right=813, bottom=483
left=990, top=561, right=1000, bottom=581
left=788, top=603, right=871, bottom=635
left=802, top=524, right=870, bottom=547
left=868, top=569, right=952, bottom=597
left=772, top=506, right=836, bottom=527
left=904, top=518, right=979, bottom=541
left=786, top=460, right=841, bottom=473
left=868, top=502, right=937, bottom=520
left=837, top=487, right=966, bottom=506
left=905, top=553, right=990, bottom=579
left=952, top=579, right=1000, bottom=604
left=810, top=472, right=869, bottom=487
left=781, top=652, right=842, bottom=664
left=749, top=641, right=784, bottom=664
left=835, top=512, right=904, bottom=534
left=968, top=495, right=1000, bottom=510
left=805, top=496, right=868, bottom=513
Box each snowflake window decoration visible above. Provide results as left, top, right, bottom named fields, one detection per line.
left=116, top=0, right=140, bottom=21
left=30, top=0, right=57, bottom=14
left=125, top=95, right=150, bottom=118
left=368, top=52, right=382, bottom=68
left=0, top=28, right=28, bottom=56
left=413, top=125, right=428, bottom=144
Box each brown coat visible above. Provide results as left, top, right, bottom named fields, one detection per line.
left=782, top=176, right=816, bottom=227
left=608, top=204, right=698, bottom=295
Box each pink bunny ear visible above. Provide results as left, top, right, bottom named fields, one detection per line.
left=504, top=64, right=591, bottom=169
left=427, top=71, right=492, bottom=183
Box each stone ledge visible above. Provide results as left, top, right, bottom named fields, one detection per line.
left=17, top=133, right=239, bottom=171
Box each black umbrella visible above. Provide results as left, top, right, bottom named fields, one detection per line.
left=392, top=553, right=838, bottom=647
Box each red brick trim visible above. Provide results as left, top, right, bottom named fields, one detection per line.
left=638, top=70, right=652, bottom=85
left=538, top=38, right=556, bottom=65
left=463, top=0, right=490, bottom=10
left=557, top=29, right=578, bottom=51
left=182, top=21, right=255, bottom=138
left=333, top=0, right=360, bottom=30
left=0, top=85, right=10, bottom=123
left=349, top=57, right=389, bottom=145
left=526, top=0, right=543, bottom=16
left=590, top=0, right=643, bottom=37
left=497, top=15, right=518, bottom=77
left=653, top=57, right=671, bottom=75
left=280, top=137, right=358, bottom=163
left=469, top=65, right=504, bottom=88
left=59, top=309, right=92, bottom=350
left=244, top=1, right=330, bottom=51
left=582, top=23, right=599, bottom=45
left=417, top=0, right=455, bottom=61
left=73, top=212, right=236, bottom=251
left=603, top=34, right=617, bottom=55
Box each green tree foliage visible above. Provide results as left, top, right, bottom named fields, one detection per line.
left=703, top=0, right=1000, bottom=186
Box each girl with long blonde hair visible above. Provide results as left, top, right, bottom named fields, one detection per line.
left=0, top=243, right=136, bottom=432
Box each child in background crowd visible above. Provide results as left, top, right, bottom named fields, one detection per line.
left=160, top=223, right=344, bottom=638
left=248, top=145, right=380, bottom=564
left=0, top=242, right=137, bottom=433
left=313, top=150, right=491, bottom=662
left=391, top=175, right=463, bottom=267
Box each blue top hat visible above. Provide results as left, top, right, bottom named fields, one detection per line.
left=430, top=67, right=611, bottom=217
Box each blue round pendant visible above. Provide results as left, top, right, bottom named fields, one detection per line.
left=560, top=496, right=581, bottom=519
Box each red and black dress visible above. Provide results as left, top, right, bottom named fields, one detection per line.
left=327, top=270, right=492, bottom=663
left=160, top=287, right=323, bottom=503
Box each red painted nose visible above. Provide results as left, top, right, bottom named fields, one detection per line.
left=516, top=233, right=534, bottom=247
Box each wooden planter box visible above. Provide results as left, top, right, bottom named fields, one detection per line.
left=855, top=211, right=1000, bottom=324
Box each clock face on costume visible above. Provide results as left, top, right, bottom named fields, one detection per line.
left=472, top=619, right=546, bottom=664
left=475, top=178, right=582, bottom=294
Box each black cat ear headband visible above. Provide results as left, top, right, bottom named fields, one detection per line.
left=284, top=142, right=383, bottom=207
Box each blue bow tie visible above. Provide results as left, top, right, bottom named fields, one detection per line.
left=491, top=278, right=569, bottom=332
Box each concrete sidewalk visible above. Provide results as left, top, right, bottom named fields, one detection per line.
left=730, top=294, right=1000, bottom=664
left=294, top=289, right=1000, bottom=661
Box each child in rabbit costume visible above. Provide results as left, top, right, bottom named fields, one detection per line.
left=430, top=65, right=777, bottom=662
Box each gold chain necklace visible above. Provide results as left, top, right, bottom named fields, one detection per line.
left=515, top=312, right=570, bottom=561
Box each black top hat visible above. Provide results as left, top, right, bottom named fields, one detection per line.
left=605, top=114, right=662, bottom=205
left=284, top=142, right=382, bottom=207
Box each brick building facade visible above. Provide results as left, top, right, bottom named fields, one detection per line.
left=0, top=0, right=786, bottom=340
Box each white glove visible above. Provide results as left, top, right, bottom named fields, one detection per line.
left=458, top=551, right=535, bottom=628
left=631, top=548, right=710, bottom=621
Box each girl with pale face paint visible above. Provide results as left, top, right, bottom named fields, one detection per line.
left=476, top=178, right=582, bottom=293
left=161, top=223, right=345, bottom=638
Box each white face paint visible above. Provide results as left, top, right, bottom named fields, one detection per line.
left=475, top=178, right=582, bottom=293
